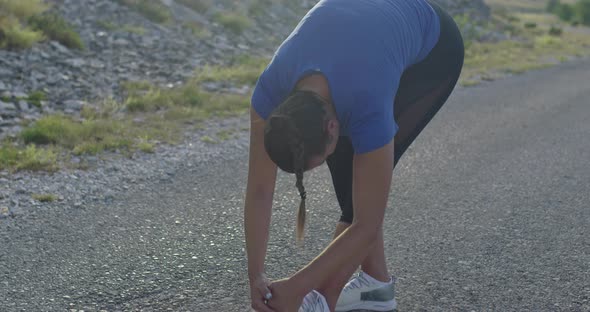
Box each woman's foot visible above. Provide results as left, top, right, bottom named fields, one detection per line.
left=299, top=290, right=331, bottom=312
left=335, top=271, right=397, bottom=312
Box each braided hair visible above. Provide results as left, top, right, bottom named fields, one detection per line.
left=264, top=90, right=330, bottom=243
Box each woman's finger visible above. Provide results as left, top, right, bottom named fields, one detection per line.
left=256, top=280, right=273, bottom=301
left=260, top=287, right=273, bottom=301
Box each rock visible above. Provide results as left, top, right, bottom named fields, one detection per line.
left=113, top=38, right=130, bottom=46
left=12, top=91, right=28, bottom=99
left=66, top=58, right=86, bottom=68
left=30, top=71, right=44, bottom=82
left=0, top=206, right=11, bottom=219
left=17, top=100, right=30, bottom=111
left=63, top=100, right=86, bottom=111
left=0, top=119, right=14, bottom=128
left=0, top=101, right=17, bottom=112
left=0, top=67, right=12, bottom=78
left=0, top=81, right=6, bottom=92
left=50, top=41, right=70, bottom=54
left=88, top=59, right=105, bottom=69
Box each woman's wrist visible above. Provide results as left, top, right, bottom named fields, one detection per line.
left=248, top=270, right=265, bottom=280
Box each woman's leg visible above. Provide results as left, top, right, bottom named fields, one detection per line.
left=320, top=1, right=464, bottom=309
left=318, top=137, right=391, bottom=310
left=393, top=0, right=465, bottom=166
left=325, top=136, right=391, bottom=279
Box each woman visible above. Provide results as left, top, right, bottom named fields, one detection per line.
left=244, top=0, right=464, bottom=311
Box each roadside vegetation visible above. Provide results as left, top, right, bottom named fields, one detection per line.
left=547, top=0, right=590, bottom=26
left=0, top=57, right=267, bottom=172
left=213, top=11, right=252, bottom=35
left=2, top=0, right=590, bottom=173
left=0, top=0, right=84, bottom=50
left=460, top=0, right=590, bottom=86
left=112, top=0, right=171, bottom=24
left=176, top=0, right=211, bottom=14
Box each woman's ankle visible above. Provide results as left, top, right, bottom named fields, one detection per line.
left=360, top=267, right=391, bottom=284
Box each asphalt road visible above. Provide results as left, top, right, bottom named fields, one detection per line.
left=1, top=59, right=590, bottom=312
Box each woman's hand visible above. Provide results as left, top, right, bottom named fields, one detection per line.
left=266, top=278, right=306, bottom=312
left=249, top=273, right=276, bottom=312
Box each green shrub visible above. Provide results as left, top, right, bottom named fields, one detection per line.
left=548, top=25, right=563, bottom=36
left=556, top=3, right=574, bottom=21
left=524, top=22, right=537, bottom=29
left=114, top=0, right=171, bottom=24
left=0, top=0, right=55, bottom=50
left=176, top=0, right=211, bottom=13
left=137, top=140, right=155, bottom=153
left=16, top=145, right=58, bottom=171
left=21, top=114, right=77, bottom=145
left=0, top=0, right=47, bottom=20
left=123, top=80, right=208, bottom=112
left=27, top=90, right=46, bottom=108
left=574, top=0, right=590, bottom=25
left=121, top=24, right=145, bottom=35
left=28, top=13, right=84, bottom=50
left=248, top=0, right=269, bottom=17
left=0, top=17, right=43, bottom=49
left=21, top=114, right=142, bottom=155
left=0, top=143, right=57, bottom=172
left=0, top=143, right=19, bottom=170
left=97, top=19, right=117, bottom=31
left=183, top=21, right=211, bottom=38
left=546, top=0, right=560, bottom=13
left=32, top=193, right=57, bottom=202
left=214, top=12, right=252, bottom=35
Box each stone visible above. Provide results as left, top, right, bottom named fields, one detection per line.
left=88, top=60, right=105, bottom=69
left=63, top=100, right=86, bottom=110
left=0, top=81, right=6, bottom=91
left=32, top=71, right=47, bottom=81
left=50, top=41, right=70, bottom=54
left=0, top=101, right=17, bottom=112
left=12, top=91, right=27, bottom=99
left=0, top=206, right=11, bottom=219
left=0, top=67, right=12, bottom=77
left=66, top=58, right=86, bottom=68
left=113, top=38, right=130, bottom=46
left=0, top=119, right=14, bottom=128
left=17, top=100, right=30, bottom=111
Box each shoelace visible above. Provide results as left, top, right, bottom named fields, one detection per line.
left=343, top=272, right=372, bottom=291
left=300, top=292, right=321, bottom=311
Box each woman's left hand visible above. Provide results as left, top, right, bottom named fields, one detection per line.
left=266, top=278, right=306, bottom=312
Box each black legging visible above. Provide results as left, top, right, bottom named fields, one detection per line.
left=326, top=0, right=465, bottom=224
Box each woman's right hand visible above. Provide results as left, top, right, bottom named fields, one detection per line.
left=249, top=273, right=275, bottom=312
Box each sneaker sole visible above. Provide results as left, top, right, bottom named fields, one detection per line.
left=335, top=299, right=397, bottom=312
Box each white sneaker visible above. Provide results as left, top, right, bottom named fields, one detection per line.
left=335, top=271, right=397, bottom=312
left=299, top=290, right=330, bottom=312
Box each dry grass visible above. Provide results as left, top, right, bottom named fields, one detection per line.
left=461, top=0, right=590, bottom=86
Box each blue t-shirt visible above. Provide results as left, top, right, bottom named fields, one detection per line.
left=251, top=0, right=440, bottom=154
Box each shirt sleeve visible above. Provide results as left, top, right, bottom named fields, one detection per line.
left=251, top=55, right=292, bottom=120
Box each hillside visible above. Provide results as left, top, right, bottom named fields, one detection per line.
left=0, top=0, right=492, bottom=138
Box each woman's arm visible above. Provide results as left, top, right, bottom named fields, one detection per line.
left=290, top=139, right=395, bottom=294
left=244, top=107, right=278, bottom=279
